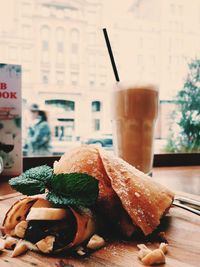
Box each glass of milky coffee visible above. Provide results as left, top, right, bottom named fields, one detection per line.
left=112, top=82, right=158, bottom=175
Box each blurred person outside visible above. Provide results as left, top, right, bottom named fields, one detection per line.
left=24, top=104, right=51, bottom=155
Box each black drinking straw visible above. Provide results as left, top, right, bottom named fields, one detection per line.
left=102, top=28, right=120, bottom=82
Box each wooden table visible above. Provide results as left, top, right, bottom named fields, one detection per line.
left=153, top=166, right=200, bottom=195
left=0, top=192, right=199, bottom=266
left=0, top=166, right=199, bottom=266
left=0, top=166, right=200, bottom=196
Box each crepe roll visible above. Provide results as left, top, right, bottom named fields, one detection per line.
left=2, top=197, right=95, bottom=253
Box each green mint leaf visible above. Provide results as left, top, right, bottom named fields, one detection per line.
left=48, top=173, right=99, bottom=207
left=9, top=176, right=46, bottom=195
left=9, top=165, right=53, bottom=195
left=23, top=165, right=53, bottom=183
left=46, top=191, right=89, bottom=207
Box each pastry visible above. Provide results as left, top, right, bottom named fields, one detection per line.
left=2, top=197, right=95, bottom=253
left=54, top=145, right=174, bottom=235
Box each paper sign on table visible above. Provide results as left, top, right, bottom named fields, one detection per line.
left=0, top=64, right=22, bottom=176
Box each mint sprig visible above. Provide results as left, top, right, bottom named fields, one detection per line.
left=9, top=165, right=52, bottom=195
left=9, top=166, right=99, bottom=208
left=24, top=165, right=53, bottom=183
left=47, top=173, right=99, bottom=207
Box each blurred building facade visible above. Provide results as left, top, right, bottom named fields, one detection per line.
left=0, top=0, right=113, bottom=146
left=0, top=0, right=200, bottom=147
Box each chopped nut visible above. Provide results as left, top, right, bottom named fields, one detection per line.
left=4, top=236, right=18, bottom=250
left=142, top=249, right=165, bottom=266
left=137, top=243, right=167, bottom=266
left=14, top=220, right=28, bottom=238
left=11, top=240, right=29, bottom=257
left=0, top=238, right=5, bottom=250
left=137, top=244, right=151, bottom=260
left=76, top=246, right=86, bottom=256
left=86, top=234, right=105, bottom=250
left=159, top=243, right=168, bottom=254
left=36, top=236, right=55, bottom=253
left=23, top=241, right=39, bottom=252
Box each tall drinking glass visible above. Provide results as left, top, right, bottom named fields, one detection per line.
left=112, top=83, right=159, bottom=175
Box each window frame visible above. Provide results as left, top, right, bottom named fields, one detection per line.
left=23, top=153, right=200, bottom=171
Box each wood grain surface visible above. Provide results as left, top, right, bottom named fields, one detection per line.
left=0, top=193, right=199, bottom=267
left=1, top=166, right=200, bottom=196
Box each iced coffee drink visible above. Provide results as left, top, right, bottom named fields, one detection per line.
left=112, top=84, right=158, bottom=174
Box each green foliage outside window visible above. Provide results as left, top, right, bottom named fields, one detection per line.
left=165, top=59, right=200, bottom=152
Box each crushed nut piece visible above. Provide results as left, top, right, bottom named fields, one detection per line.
left=11, top=240, right=29, bottom=257
left=137, top=244, right=151, bottom=259
left=36, top=235, right=55, bottom=253
left=137, top=243, right=168, bottom=266
left=14, top=221, right=28, bottom=238
left=76, top=246, right=86, bottom=256
left=142, top=248, right=165, bottom=265
left=0, top=238, right=5, bottom=250
left=159, top=243, right=168, bottom=254
left=23, top=241, right=39, bottom=252
left=86, top=234, right=105, bottom=250
left=4, top=236, right=18, bottom=250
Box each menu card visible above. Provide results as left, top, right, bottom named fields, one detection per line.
left=0, top=64, right=22, bottom=176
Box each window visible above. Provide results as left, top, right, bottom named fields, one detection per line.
left=93, top=119, right=100, bottom=131
left=41, top=26, right=50, bottom=63
left=57, top=42, right=64, bottom=53
left=64, top=9, right=70, bottom=18
left=0, top=1, right=198, bottom=158
left=42, top=41, right=49, bottom=50
left=71, top=72, right=79, bottom=86
left=178, top=5, right=183, bottom=16
left=56, top=8, right=64, bottom=19
left=42, top=51, right=49, bottom=64
left=56, top=71, right=64, bottom=85
left=41, top=71, right=49, bottom=84
left=54, top=120, right=75, bottom=141
left=41, top=27, right=50, bottom=41
left=56, top=52, right=64, bottom=65
left=92, top=101, right=101, bottom=112
left=56, top=27, right=65, bottom=65
left=70, top=29, right=79, bottom=67
left=170, top=4, right=175, bottom=15
left=71, top=29, right=79, bottom=53
left=57, top=28, right=64, bottom=47
left=71, top=54, right=79, bottom=66
left=41, top=5, right=50, bottom=17
left=55, top=126, right=59, bottom=137
left=22, top=2, right=31, bottom=16
left=89, top=74, right=95, bottom=87
left=45, top=100, right=75, bottom=111
left=99, top=74, right=107, bottom=86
